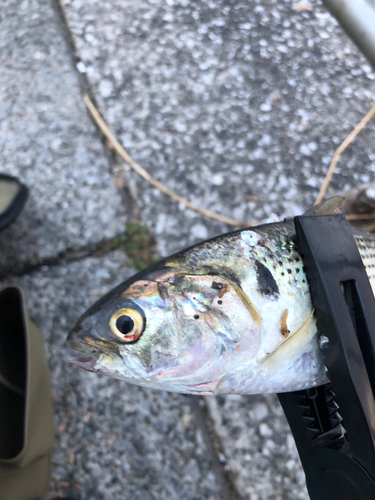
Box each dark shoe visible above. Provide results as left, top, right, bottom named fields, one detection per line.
left=0, top=174, right=28, bottom=233
left=0, top=286, right=54, bottom=500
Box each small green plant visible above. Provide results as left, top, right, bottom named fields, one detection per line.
left=110, top=235, right=124, bottom=246
left=124, top=222, right=157, bottom=271
left=98, top=222, right=158, bottom=271
left=124, top=222, right=150, bottom=252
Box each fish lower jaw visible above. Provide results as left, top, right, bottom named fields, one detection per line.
left=69, top=355, right=99, bottom=372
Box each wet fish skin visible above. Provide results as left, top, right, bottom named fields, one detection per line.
left=67, top=214, right=375, bottom=395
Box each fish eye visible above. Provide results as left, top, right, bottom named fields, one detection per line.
left=109, top=308, right=145, bottom=343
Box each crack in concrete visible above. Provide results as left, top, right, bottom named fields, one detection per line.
left=189, top=396, right=242, bottom=500
left=29, top=2, right=244, bottom=497
left=0, top=237, right=125, bottom=280
left=50, top=0, right=141, bottom=221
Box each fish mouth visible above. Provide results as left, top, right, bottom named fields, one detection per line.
left=68, top=327, right=102, bottom=372
left=69, top=354, right=99, bottom=372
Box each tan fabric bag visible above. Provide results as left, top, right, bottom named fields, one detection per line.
left=0, top=287, right=54, bottom=500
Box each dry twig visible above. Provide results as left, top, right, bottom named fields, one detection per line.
left=84, top=93, right=375, bottom=228
left=83, top=94, right=254, bottom=228
left=345, top=213, right=375, bottom=221
left=315, top=104, right=375, bottom=205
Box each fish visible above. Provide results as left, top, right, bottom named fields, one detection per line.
left=67, top=197, right=375, bottom=395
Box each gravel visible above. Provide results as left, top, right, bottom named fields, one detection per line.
left=60, top=0, right=375, bottom=257
left=206, top=394, right=308, bottom=500
left=0, top=0, right=127, bottom=274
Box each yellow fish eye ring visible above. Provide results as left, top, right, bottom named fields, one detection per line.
left=109, top=308, right=145, bottom=343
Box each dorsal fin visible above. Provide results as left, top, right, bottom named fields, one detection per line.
left=303, top=196, right=345, bottom=217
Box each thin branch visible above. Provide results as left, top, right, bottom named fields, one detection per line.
left=83, top=94, right=254, bottom=228
left=84, top=94, right=375, bottom=229
left=315, top=104, right=375, bottom=205
left=345, top=213, right=375, bottom=221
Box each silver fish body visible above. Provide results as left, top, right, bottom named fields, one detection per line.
left=68, top=215, right=375, bottom=395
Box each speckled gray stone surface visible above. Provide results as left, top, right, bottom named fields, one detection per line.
left=60, top=0, right=375, bottom=257
left=2, top=0, right=375, bottom=499
left=1, top=252, right=230, bottom=500
left=0, top=0, right=127, bottom=273
left=206, top=395, right=308, bottom=500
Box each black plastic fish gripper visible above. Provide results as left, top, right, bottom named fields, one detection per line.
left=277, top=214, right=375, bottom=500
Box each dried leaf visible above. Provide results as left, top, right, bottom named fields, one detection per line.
left=106, top=435, right=116, bottom=446
left=82, top=411, right=93, bottom=423
left=293, top=1, right=312, bottom=11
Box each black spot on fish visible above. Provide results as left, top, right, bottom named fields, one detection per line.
left=211, top=281, right=223, bottom=291
left=296, top=268, right=300, bottom=273
left=254, top=260, right=279, bottom=298
left=194, top=314, right=200, bottom=319
left=218, top=300, right=223, bottom=305
left=287, top=269, right=292, bottom=274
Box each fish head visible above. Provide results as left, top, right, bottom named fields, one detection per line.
left=68, top=265, right=262, bottom=394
